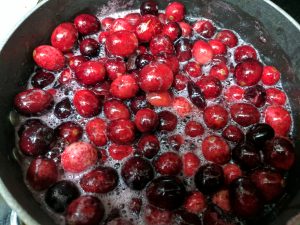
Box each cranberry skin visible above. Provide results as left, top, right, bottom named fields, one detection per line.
left=224, top=85, right=244, bottom=102
left=223, top=163, right=242, bottom=185
left=146, top=91, right=172, bottom=107
left=139, top=62, right=174, bottom=92
left=158, top=110, right=178, bottom=131
left=246, top=123, right=274, bottom=146
left=51, top=22, right=78, bottom=52
left=173, top=73, right=188, bottom=91
left=184, top=61, right=201, bottom=78
left=187, top=81, right=206, bottom=109
left=232, top=143, right=261, bottom=169
left=54, top=98, right=72, bottom=119
left=111, top=18, right=135, bottom=32
left=140, top=1, right=158, bottom=15
left=135, top=54, right=155, bottom=69
left=204, top=105, right=228, bottom=130
left=266, top=88, right=287, bottom=105
left=264, top=137, right=295, bottom=170
left=45, top=180, right=80, bottom=213
left=234, top=45, right=257, bottom=63
left=172, top=97, right=192, bottom=117
left=230, top=103, right=260, bottom=127
left=80, top=167, right=118, bottom=193
left=136, top=15, right=162, bottom=42
left=73, top=90, right=101, bottom=117
left=150, top=34, right=174, bottom=56
left=86, top=118, right=107, bottom=146
left=110, top=75, right=139, bottom=99
left=106, top=31, right=138, bottom=57
left=222, top=125, right=244, bottom=143
left=66, top=196, right=105, bottom=225
left=135, top=108, right=158, bottom=132
left=104, top=99, right=130, bottom=121
left=14, top=89, right=53, bottom=116
left=196, top=76, right=222, bottom=99
left=105, top=58, right=126, bottom=80
left=31, top=71, right=55, bottom=88
left=216, top=30, right=238, bottom=48
left=208, top=40, right=227, bottom=55
left=26, top=158, right=58, bottom=191
left=183, top=152, right=200, bottom=177
left=98, top=31, right=109, bottom=43
left=69, top=55, right=87, bottom=70
left=175, top=38, right=192, bottom=62
left=234, top=59, right=263, bottom=86
left=79, top=38, right=100, bottom=57
left=146, top=176, right=186, bottom=210
left=137, top=134, right=160, bottom=159
left=144, top=205, right=173, bottom=225
left=55, top=122, right=83, bottom=144
left=75, top=61, right=106, bottom=86
left=209, top=62, right=229, bottom=81
left=193, top=20, right=216, bottom=38
left=33, top=45, right=65, bottom=71
left=230, top=177, right=262, bottom=218
left=162, top=22, right=182, bottom=41
left=108, top=144, right=133, bottom=160
left=121, top=156, right=154, bottom=190
left=261, top=66, right=281, bottom=85
left=154, top=152, right=182, bottom=176
left=165, top=2, right=185, bottom=22
left=61, top=142, right=98, bottom=173
left=185, top=121, right=204, bottom=137
left=265, top=106, right=291, bottom=136
left=74, top=14, right=100, bottom=35
left=130, top=95, right=152, bottom=114
left=101, top=17, right=115, bottom=31
left=108, top=119, right=135, bottom=144
left=192, top=40, right=213, bottom=65
left=244, top=85, right=266, bottom=108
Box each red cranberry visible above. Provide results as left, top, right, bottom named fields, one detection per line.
left=208, top=40, right=227, bottom=55
left=187, top=81, right=206, bottom=109
left=146, top=91, right=172, bottom=107
left=192, top=40, right=213, bottom=64
left=154, top=152, right=182, bottom=176
left=61, top=141, right=98, bottom=173
left=129, top=198, right=142, bottom=214
left=104, top=99, right=130, bottom=121
left=232, top=143, right=261, bottom=169
left=193, top=20, right=216, bottom=38
left=172, top=96, right=192, bottom=117
left=111, top=18, right=134, bottom=32
left=234, top=45, right=257, bottom=63
left=264, top=137, right=295, bottom=170
left=244, top=85, right=266, bottom=107
left=144, top=205, right=173, bottom=225
left=130, top=95, right=152, bottom=114
left=266, top=88, right=287, bottom=105
left=108, top=144, right=133, bottom=160
left=261, top=66, right=281, bottom=85
left=196, top=76, right=222, bottom=99
left=212, top=189, right=231, bottom=212
left=165, top=2, right=185, bottom=22
left=223, top=163, right=242, bottom=185
left=101, top=17, right=115, bottom=31
left=73, top=89, right=101, bottom=117
left=146, top=176, right=186, bottom=210
left=179, top=22, right=192, bottom=37
left=173, top=210, right=202, bottom=225
left=136, top=15, right=162, bottom=42
left=139, top=62, right=174, bottom=92
left=135, top=108, right=158, bottom=132
left=265, top=106, right=291, bottom=136
left=234, top=59, right=263, bottom=86
left=51, top=22, right=78, bottom=52
left=79, top=38, right=100, bottom=57
left=68, top=55, right=87, bottom=70
left=173, top=73, right=188, bottom=90
left=125, top=13, right=142, bottom=27
left=155, top=54, right=179, bottom=74
left=86, top=118, right=107, bottom=146
left=137, top=134, right=160, bottom=159
left=184, top=191, right=206, bottom=214
left=55, top=122, right=83, bottom=144
left=230, top=103, right=260, bottom=127
left=182, top=152, right=200, bottom=177
left=106, top=31, right=138, bottom=57
left=140, top=1, right=158, bottom=15
left=204, top=105, right=228, bottom=130
left=74, top=14, right=100, bottom=35
left=222, top=125, right=244, bottom=143
left=162, top=22, right=182, bottom=41
left=185, top=121, right=204, bottom=137
left=98, top=31, right=109, bottom=43
left=246, top=123, right=274, bottom=146
left=184, top=61, right=201, bottom=78
left=175, top=38, right=192, bottom=62
left=108, top=119, right=135, bottom=144
left=121, top=156, right=154, bottom=190
left=93, top=80, right=111, bottom=98
left=80, top=167, right=118, bottom=193
left=215, top=30, right=238, bottom=48
left=135, top=54, right=155, bottom=69
left=75, top=61, right=106, bottom=86
left=66, top=196, right=105, bottom=225
left=209, top=62, right=229, bottom=81
left=224, top=85, right=244, bottom=102
left=31, top=71, right=55, bottom=88
left=110, top=75, right=139, bottom=99
left=194, top=164, right=224, bottom=194
left=150, top=34, right=174, bottom=55
left=58, top=68, right=73, bottom=84
left=158, top=110, right=178, bottom=131
left=26, top=158, right=58, bottom=191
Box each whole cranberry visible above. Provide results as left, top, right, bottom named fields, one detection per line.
left=182, top=152, right=200, bottom=177
left=193, top=20, right=216, bottom=38
left=179, top=22, right=192, bottom=37
left=173, top=210, right=202, bottom=225
left=232, top=142, right=261, bottom=169
left=135, top=108, right=158, bottom=132
left=106, top=31, right=138, bottom=57
left=261, top=66, right=281, bottom=85
left=223, top=163, right=242, bottom=185
left=75, top=61, right=106, bottom=86
left=234, top=59, right=263, bottom=86
left=140, top=1, right=158, bottom=15
left=222, top=125, right=244, bottom=143
left=162, top=22, right=182, bottom=41
left=146, top=176, right=186, bottom=210
left=246, top=123, right=274, bottom=146
left=265, top=106, right=291, bottom=136
left=196, top=76, right=222, bottom=99
left=155, top=54, right=180, bottom=74
left=125, top=13, right=142, bottom=27
left=212, top=189, right=231, bottom=212
left=108, top=119, right=136, bottom=144
left=135, top=54, right=155, bottom=69
left=234, top=45, right=257, bottom=63
left=215, top=30, right=238, bottom=48
left=158, top=110, right=178, bottom=131
left=74, top=14, right=100, bottom=35
left=146, top=91, right=172, bottom=107
left=130, top=95, right=152, bottom=114
left=108, top=144, right=133, bottom=160
left=144, top=205, right=173, bottom=225
left=73, top=89, right=101, bottom=117
left=150, top=34, right=174, bottom=56
left=105, top=58, right=126, bottom=80
left=173, top=73, right=188, bottom=91
left=266, top=88, right=287, bottom=105
left=68, top=55, right=87, bottom=70
left=110, top=75, right=139, bottom=99
left=54, top=98, right=72, bottom=119
left=192, top=40, right=213, bottom=65
left=80, top=167, right=118, bottom=193
left=137, top=134, right=160, bottom=159
left=230, top=103, right=260, bottom=127
left=136, top=15, right=162, bottom=42
left=101, top=17, right=115, bottom=31
left=175, top=38, right=192, bottom=62
left=14, top=88, right=53, bottom=115
left=172, top=96, right=192, bottom=116
left=185, top=121, right=204, bottom=137
left=244, top=85, right=266, bottom=107
left=55, top=122, right=83, bottom=144
left=79, top=38, right=100, bottom=57
left=104, top=99, right=130, bottom=121
left=204, top=105, right=228, bottom=130
left=121, top=156, right=154, bottom=190
left=51, top=22, right=78, bottom=52
left=184, top=191, right=206, bottom=214
left=86, top=118, right=107, bottom=146
left=154, top=152, right=182, bottom=176
left=209, top=62, right=229, bottom=81
left=165, top=2, right=185, bottom=22
left=168, top=134, right=184, bottom=151
left=31, top=71, right=55, bottom=88
left=208, top=40, right=227, bottom=55
left=224, top=85, right=244, bottom=102
left=111, top=18, right=135, bottom=32
left=184, top=61, right=202, bottom=78
left=45, top=180, right=80, bottom=213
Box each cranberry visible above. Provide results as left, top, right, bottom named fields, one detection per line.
left=193, top=20, right=216, bottom=38
left=136, top=15, right=162, bottom=42
left=232, top=143, right=261, bottom=169
left=222, top=125, right=244, bottom=143
left=18, top=119, right=44, bottom=137
left=68, top=55, right=87, bottom=70
left=146, top=91, right=172, bottom=107
left=192, top=40, right=213, bottom=64
left=86, top=118, right=107, bottom=146
left=75, top=61, right=106, bottom=86
left=212, top=189, right=231, bottom=212
left=125, top=13, right=142, bottom=27
left=135, top=108, right=158, bottom=132
left=137, top=134, right=160, bottom=159
left=58, top=68, right=73, bottom=84
left=73, top=89, right=101, bottom=117
left=208, top=40, right=227, bottom=55
left=196, top=76, right=222, bottom=99
left=184, top=191, right=206, bottom=214
left=234, top=45, right=257, bottom=63
left=137, top=45, right=147, bottom=54
left=140, top=1, right=158, bottom=15
left=173, top=210, right=202, bottom=225
left=129, top=198, right=142, bottom=214
left=155, top=54, right=180, bottom=74
left=261, top=66, right=281, bottom=85
left=234, top=59, right=263, bottom=86
left=215, top=30, right=238, bottom=48
left=144, top=205, right=173, bottom=225
left=172, top=96, right=192, bottom=116
left=183, top=152, right=200, bottom=177
left=168, top=134, right=184, bottom=151
left=162, top=22, right=182, bottom=41
left=265, top=106, right=291, bottom=136
left=185, top=121, right=204, bottom=137
left=173, top=73, right=188, bottom=90
left=66, top=196, right=105, bottom=225
left=195, top=164, right=224, bottom=194
left=98, top=31, right=109, bottom=43
left=79, top=38, right=100, bottom=57
left=33, top=45, right=65, bottom=71
left=146, top=176, right=186, bottom=210
left=51, top=22, right=78, bottom=52
left=209, top=62, right=229, bottom=81
left=224, top=85, right=244, bottom=102
left=106, top=31, right=138, bottom=57
left=26, top=158, right=58, bottom=191
left=187, top=81, right=206, bottom=109
left=175, top=38, right=192, bottom=62
left=230, top=177, right=262, bottom=217
left=111, top=18, right=135, bottom=32
left=150, top=34, right=174, bottom=56
left=246, top=123, right=274, bottom=146
left=45, top=180, right=80, bottom=213
left=266, top=88, right=287, bottom=105
left=108, top=119, right=135, bottom=144
left=74, top=14, right=100, bottom=35
left=223, top=163, right=242, bottom=185
left=135, top=54, right=155, bottom=69
left=104, top=99, right=130, bottom=121
left=93, top=80, right=111, bottom=98
left=80, top=167, right=118, bottom=193
left=264, top=137, right=295, bottom=170
left=55, top=122, right=83, bottom=144
left=230, top=103, right=260, bottom=127
left=165, top=2, right=185, bottom=22
left=154, top=152, right=182, bottom=176
left=110, top=75, right=139, bottom=99
left=121, top=156, right=154, bottom=190
left=101, top=17, right=115, bottom=31
left=130, top=95, right=152, bottom=114
left=61, top=141, right=98, bottom=173
left=158, top=110, right=178, bottom=131
left=108, top=144, right=133, bottom=160
left=31, top=71, right=55, bottom=88
left=204, top=105, right=228, bottom=130
left=244, top=85, right=266, bottom=107
left=184, top=61, right=201, bottom=78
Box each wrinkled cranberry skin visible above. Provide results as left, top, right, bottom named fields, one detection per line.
left=136, top=15, right=162, bottom=42
left=104, top=99, right=130, bottom=121
left=80, top=167, right=118, bottom=193
left=86, top=118, right=107, bottom=146
left=73, top=90, right=101, bottom=117
left=232, top=143, right=261, bottom=169
left=234, top=59, right=263, bottom=87
left=154, top=152, right=182, bottom=176
left=79, top=38, right=100, bottom=57
left=146, top=176, right=186, bottom=210
left=45, top=180, right=80, bottom=213
left=51, top=22, right=78, bottom=52
left=110, top=75, right=139, bottom=99
left=54, top=98, right=72, bottom=119
left=244, top=85, right=266, bottom=107
left=121, top=156, right=154, bottom=190
left=75, top=61, right=106, bottom=86
left=55, top=121, right=83, bottom=144
left=108, top=119, right=136, bottom=144
left=135, top=54, right=155, bottom=69
left=31, top=71, right=55, bottom=88
left=173, top=210, right=202, bottom=225
left=66, top=196, right=105, bottom=225
left=222, top=125, right=244, bottom=143
left=130, top=95, right=152, bottom=114
left=196, top=76, right=222, bottom=99
left=230, top=103, right=260, bottom=127
left=144, top=205, right=173, bottom=225
left=140, top=1, right=158, bottom=15
left=204, top=105, right=228, bottom=130
left=135, top=108, right=158, bottom=132
left=234, top=45, right=257, bottom=63
left=193, top=20, right=216, bottom=38
left=165, top=2, right=185, bottom=22
left=216, top=30, right=238, bottom=48
left=158, top=110, right=178, bottom=131
left=187, top=81, right=206, bottom=109
left=74, top=14, right=100, bottom=35
left=265, top=106, right=291, bottom=136
left=246, top=123, right=274, bottom=146
left=137, top=134, right=160, bottom=159
left=175, top=38, right=192, bottom=62
left=150, top=34, right=174, bottom=55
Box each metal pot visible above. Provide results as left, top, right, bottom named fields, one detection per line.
left=0, top=0, right=299, bottom=224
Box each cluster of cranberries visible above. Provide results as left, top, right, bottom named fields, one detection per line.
left=14, top=1, right=295, bottom=225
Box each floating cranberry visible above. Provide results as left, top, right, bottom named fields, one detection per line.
left=110, top=75, right=139, bottom=99
left=224, top=85, right=244, bottom=102
left=246, top=123, right=274, bottom=146
left=193, top=20, right=216, bottom=38
left=75, top=61, right=106, bottom=86
left=86, top=118, right=107, bottom=146
left=54, top=98, right=72, bottom=119
left=162, top=22, right=182, bottom=41
left=93, top=80, right=111, bottom=98
left=101, top=17, right=115, bottom=31
left=104, top=99, right=130, bottom=121
left=208, top=40, right=227, bottom=55
left=184, top=61, right=201, bottom=78
left=140, top=1, right=158, bottom=15
left=184, top=191, right=206, bottom=214
left=136, top=15, right=162, bottom=42
left=147, top=92, right=172, bottom=107
left=196, top=76, right=222, bottom=99
left=230, top=103, right=260, bottom=127
left=58, top=68, right=73, bottom=84
left=68, top=55, right=87, bottom=70
left=212, top=189, right=231, bottom=212
left=234, top=59, right=263, bottom=86
left=244, top=85, right=266, bottom=107
left=125, top=13, right=142, bottom=27
left=192, top=40, right=213, bottom=64
left=130, top=95, right=152, bottom=114
left=187, top=81, right=206, bottom=109
left=74, top=14, right=100, bottom=35
left=158, top=110, right=178, bottom=131
left=135, top=54, right=155, bottom=69
left=185, top=121, right=204, bottom=137
left=222, top=125, right=244, bottom=143
left=144, top=205, right=173, bottom=225
left=232, top=143, right=261, bottom=169
left=265, top=105, right=291, bottom=136
left=55, top=122, right=83, bottom=144
left=215, top=30, right=238, bottom=48
left=137, top=134, right=160, bottom=159
left=111, top=18, right=134, bottom=32
left=79, top=38, right=100, bottom=57
left=173, top=73, right=188, bottom=91
left=234, top=45, right=257, bottom=63
left=150, top=34, right=174, bottom=56
left=172, top=96, right=192, bottom=116
left=108, top=144, right=133, bottom=160
left=261, top=66, right=281, bottom=85
left=209, top=62, right=229, bottom=81
left=266, top=88, right=287, bottom=105
left=155, top=54, right=179, bottom=74
left=165, top=2, right=185, bottom=22
left=108, top=119, right=135, bottom=144
left=51, top=22, right=78, bottom=52
left=183, top=152, right=200, bottom=177
left=31, top=71, right=55, bottom=88
left=173, top=210, right=202, bottom=225
left=73, top=89, right=101, bottom=117
left=135, top=108, right=159, bottom=132
left=204, top=105, right=228, bottom=130
left=154, top=152, right=182, bottom=176
left=223, top=163, right=242, bottom=185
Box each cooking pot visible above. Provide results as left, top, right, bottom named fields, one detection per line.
left=0, top=0, right=300, bottom=224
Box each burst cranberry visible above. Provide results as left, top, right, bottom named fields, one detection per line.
left=183, top=152, right=200, bottom=177
left=192, top=40, right=213, bottom=64
left=222, top=125, right=244, bottom=143
left=104, top=99, right=130, bottom=121
left=74, top=14, right=100, bottom=35
left=173, top=73, right=188, bottom=90
left=75, top=61, right=106, bottom=86
left=150, top=34, right=174, bottom=56
left=154, top=152, right=182, bottom=176
left=162, top=22, right=182, bottom=41
left=111, top=18, right=134, bottom=32
left=51, top=22, right=78, bottom=52
left=246, top=123, right=274, bottom=146
left=234, top=59, right=263, bottom=86
left=130, top=198, right=142, bottom=214
left=146, top=91, right=172, bottom=107
left=209, top=62, right=229, bottom=81
left=56, top=122, right=83, bottom=144
left=26, top=158, right=58, bottom=191
left=224, top=85, right=244, bottom=102
left=244, top=85, right=266, bottom=107
left=265, top=106, right=291, bottom=136
left=61, top=141, right=97, bottom=173
left=86, top=118, right=107, bottom=146
left=68, top=55, right=87, bottom=70
left=135, top=108, right=158, bottom=132
left=80, top=167, right=118, bottom=193
left=184, top=61, right=201, bottom=78
left=135, top=54, right=155, bottom=69
left=73, top=90, right=101, bottom=117
left=223, top=163, right=242, bottom=185
left=140, top=1, right=158, bottom=15
left=212, top=189, right=231, bottom=212
left=58, top=68, right=73, bottom=84
left=175, top=38, right=192, bottom=62
left=79, top=38, right=100, bottom=57
left=232, top=142, right=261, bottom=169
left=137, top=134, right=160, bottom=159
left=266, top=88, right=287, bottom=105
left=105, top=58, right=126, bottom=80
left=101, top=17, right=115, bottom=31
left=158, top=110, right=178, bottom=131
left=136, top=15, right=162, bottom=42
left=261, top=66, right=281, bottom=85
left=172, top=96, right=192, bottom=116
left=230, top=103, right=260, bottom=127
left=193, top=20, right=216, bottom=38
left=165, top=2, right=185, bottom=22
left=144, top=205, right=173, bottom=225
left=108, top=119, right=135, bottom=144
left=155, top=54, right=179, bottom=74
left=196, top=76, right=222, bottom=99
left=204, top=105, right=228, bottom=130
left=208, top=40, right=227, bottom=55
left=185, top=121, right=204, bottom=137
left=130, top=95, right=152, bottom=114
left=187, top=81, right=206, bottom=109
left=234, top=45, right=257, bottom=63
left=31, top=71, right=55, bottom=88
left=110, top=75, right=139, bottom=99
left=216, top=30, right=238, bottom=48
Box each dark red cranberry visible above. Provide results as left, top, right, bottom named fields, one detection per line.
left=185, top=121, right=204, bottom=137
left=135, top=54, right=154, bottom=69
left=129, top=198, right=142, bottom=214
left=246, top=123, right=274, bottom=146
left=150, top=34, right=174, bottom=55
left=196, top=76, right=222, bottom=99
left=223, top=163, right=242, bottom=185
left=75, top=61, right=106, bottom=86
left=154, top=152, right=182, bottom=176
left=165, top=2, right=185, bottom=22
left=68, top=55, right=87, bottom=70
left=158, top=110, right=178, bottom=131
left=192, top=40, right=213, bottom=64
left=136, top=15, right=162, bottom=42
left=194, top=164, right=224, bottom=194
left=266, top=88, right=287, bottom=105
left=130, top=95, right=152, bottom=114
left=184, top=61, right=201, bottom=78
left=80, top=167, right=118, bottom=193
left=234, top=45, right=257, bottom=63
left=111, top=18, right=135, bottom=32
left=135, top=108, right=158, bottom=132
left=232, top=143, right=261, bottom=169
left=173, top=210, right=202, bottom=225
left=204, top=105, right=228, bottom=130
left=54, top=98, right=72, bottom=119
left=79, top=38, right=100, bottom=57
left=104, top=99, right=130, bottom=121
left=55, top=122, right=83, bottom=144
left=182, top=153, right=200, bottom=177
left=51, top=22, right=78, bottom=52
left=137, top=134, right=160, bottom=159
left=193, top=20, right=216, bottom=38
left=31, top=71, right=55, bottom=88
left=108, top=119, right=135, bottom=144
left=175, top=38, right=192, bottom=62
left=121, top=156, right=154, bottom=190
left=222, top=125, right=244, bottom=143
left=179, top=22, right=192, bottom=37
left=108, top=144, right=133, bottom=160
left=209, top=62, right=229, bottom=81
left=224, top=85, right=244, bottom=102
left=265, top=106, right=291, bottom=136
left=18, top=119, right=44, bottom=137
left=230, top=103, right=260, bottom=127
left=110, top=75, right=139, bottom=99
left=101, top=17, right=115, bottom=31
left=162, top=22, right=182, bottom=41
left=187, top=81, right=206, bottom=109
left=244, top=85, right=266, bottom=107
left=73, top=89, right=101, bottom=117
left=144, top=205, right=173, bottom=225
left=45, top=180, right=80, bottom=213
left=208, top=40, right=227, bottom=55
left=74, top=14, right=100, bottom=35
left=125, top=13, right=141, bottom=27
left=173, top=73, right=188, bottom=91
left=215, top=30, right=238, bottom=48
left=58, top=68, right=73, bottom=84
left=140, top=1, right=158, bottom=15
left=86, top=118, right=107, bottom=146
left=261, top=66, right=281, bottom=85
left=146, top=176, right=186, bottom=210
left=234, top=59, right=263, bottom=86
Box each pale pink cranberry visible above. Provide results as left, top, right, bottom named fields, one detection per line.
left=184, top=61, right=202, bottom=77
left=165, top=2, right=186, bottom=22
left=222, top=125, right=244, bottom=143
left=108, top=119, right=135, bottom=144
left=215, top=30, right=238, bottom=48
left=184, top=192, right=206, bottom=214
left=154, top=152, right=182, bottom=176
left=51, top=22, right=78, bottom=52
left=75, top=61, right=106, bottom=86
left=172, top=97, right=192, bottom=116
left=192, top=40, right=213, bottom=64
left=108, top=144, right=133, bottom=160
left=74, top=14, right=100, bottom=35
left=178, top=22, right=192, bottom=37
left=73, top=90, right=101, bottom=117
left=192, top=20, right=216, bottom=38
left=234, top=45, right=257, bottom=63
left=175, top=38, right=192, bottom=62
left=230, top=103, right=260, bottom=127
left=110, top=75, right=139, bottom=99
left=58, top=68, right=73, bottom=84
left=162, top=22, right=182, bottom=41
left=105, top=58, right=126, bottom=80
left=55, top=122, right=83, bottom=144
left=137, top=134, right=160, bottom=159
left=265, top=106, right=291, bottom=136
left=212, top=189, right=231, bottom=212
left=185, top=121, right=204, bottom=137
left=266, top=88, right=287, bottom=105
left=204, top=105, right=228, bottom=130
left=234, top=59, right=263, bottom=86
left=173, top=73, right=188, bottom=91
left=208, top=40, right=227, bottom=55
left=68, top=55, right=87, bottom=70
left=209, top=62, right=229, bottom=81
left=155, top=54, right=179, bottom=74
left=261, top=66, right=281, bottom=85
left=223, top=163, right=242, bottom=184
left=136, top=15, right=162, bottom=42
left=104, top=99, right=130, bottom=121
left=135, top=108, right=158, bottom=132
left=111, top=18, right=134, bottom=32
left=182, top=152, right=200, bottom=177
left=146, top=91, right=172, bottom=107
left=196, top=76, right=222, bottom=99
left=144, top=205, right=173, bottom=225
left=150, top=34, right=174, bottom=55
left=125, top=13, right=142, bottom=27
left=224, top=85, right=244, bottom=102
left=86, top=118, right=107, bottom=146
left=101, top=17, right=115, bottom=31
